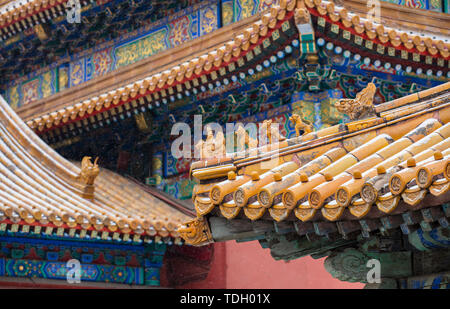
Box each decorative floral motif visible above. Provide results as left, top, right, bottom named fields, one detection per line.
left=22, top=79, right=40, bottom=105
left=92, top=48, right=113, bottom=78
left=41, top=71, right=53, bottom=98
left=200, top=5, right=217, bottom=35
left=169, top=16, right=192, bottom=46
left=70, top=59, right=85, bottom=87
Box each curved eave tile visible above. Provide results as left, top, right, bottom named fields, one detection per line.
left=0, top=93, right=193, bottom=242
left=304, top=0, right=450, bottom=58
left=185, top=82, right=450, bottom=229
left=27, top=2, right=297, bottom=133
left=0, top=0, right=67, bottom=30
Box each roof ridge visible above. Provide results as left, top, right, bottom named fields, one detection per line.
left=24, top=1, right=297, bottom=132
left=190, top=82, right=450, bottom=175
left=0, top=92, right=191, bottom=240
left=180, top=113, right=449, bottom=245
left=305, top=0, right=450, bottom=58
left=0, top=95, right=81, bottom=185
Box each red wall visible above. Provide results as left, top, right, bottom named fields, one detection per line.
left=179, top=240, right=363, bottom=289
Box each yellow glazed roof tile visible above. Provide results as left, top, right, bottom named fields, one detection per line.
left=24, top=1, right=297, bottom=132
left=304, top=0, right=450, bottom=58
left=0, top=95, right=193, bottom=240
left=180, top=82, right=450, bottom=245
left=22, top=0, right=449, bottom=134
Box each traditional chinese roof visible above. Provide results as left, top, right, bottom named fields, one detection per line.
left=0, top=0, right=84, bottom=33
left=21, top=0, right=298, bottom=132
left=0, top=0, right=205, bottom=85
left=0, top=94, right=193, bottom=242
left=179, top=81, right=450, bottom=246
left=19, top=0, right=449, bottom=134
left=305, top=0, right=450, bottom=58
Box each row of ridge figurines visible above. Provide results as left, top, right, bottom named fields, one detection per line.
left=195, top=83, right=376, bottom=159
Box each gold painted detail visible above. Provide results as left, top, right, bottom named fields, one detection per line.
left=34, top=23, right=49, bottom=41
left=178, top=217, right=213, bottom=246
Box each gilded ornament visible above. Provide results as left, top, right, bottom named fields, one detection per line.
left=178, top=216, right=213, bottom=246
left=79, top=156, right=100, bottom=186
left=260, top=119, right=285, bottom=145
left=235, top=125, right=258, bottom=151
left=289, top=113, right=313, bottom=137
left=334, top=83, right=377, bottom=120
